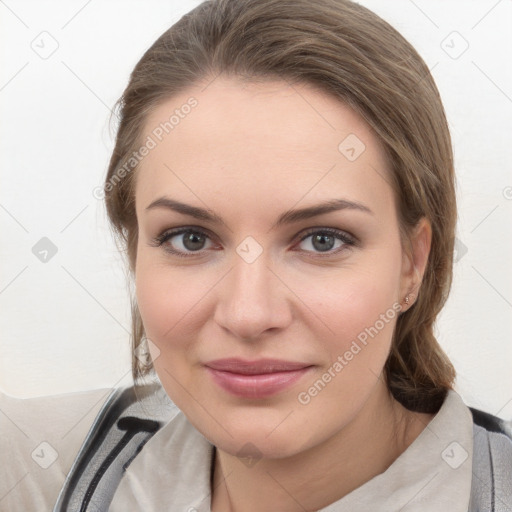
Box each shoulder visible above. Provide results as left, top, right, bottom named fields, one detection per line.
left=470, top=407, right=512, bottom=438
left=469, top=406, right=512, bottom=512
left=470, top=405, right=512, bottom=460
left=53, top=383, right=177, bottom=511
left=0, top=387, right=111, bottom=512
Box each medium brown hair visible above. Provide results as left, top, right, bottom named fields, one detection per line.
left=105, top=0, right=456, bottom=413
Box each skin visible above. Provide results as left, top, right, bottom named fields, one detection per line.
left=134, top=76, right=433, bottom=512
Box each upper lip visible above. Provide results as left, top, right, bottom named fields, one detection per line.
left=205, top=358, right=312, bottom=375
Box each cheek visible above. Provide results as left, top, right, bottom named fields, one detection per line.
left=135, top=251, right=209, bottom=342
left=314, top=292, right=396, bottom=384
left=134, top=251, right=222, bottom=398
left=135, top=262, right=173, bottom=341
left=134, top=257, right=205, bottom=408
left=291, top=272, right=402, bottom=426
left=293, top=260, right=401, bottom=344
left=288, top=251, right=403, bottom=394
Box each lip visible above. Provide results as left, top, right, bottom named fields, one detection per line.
left=204, top=358, right=313, bottom=398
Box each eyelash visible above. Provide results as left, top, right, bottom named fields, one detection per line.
left=150, top=226, right=357, bottom=259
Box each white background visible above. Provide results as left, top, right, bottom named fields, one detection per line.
left=1, top=0, right=511, bottom=418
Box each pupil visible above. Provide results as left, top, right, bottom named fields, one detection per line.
left=183, top=232, right=205, bottom=251
left=313, top=234, right=335, bottom=252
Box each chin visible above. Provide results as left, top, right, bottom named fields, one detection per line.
left=214, top=430, right=306, bottom=460
left=191, top=405, right=318, bottom=460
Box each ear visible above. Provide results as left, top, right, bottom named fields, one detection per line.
left=400, top=217, right=432, bottom=309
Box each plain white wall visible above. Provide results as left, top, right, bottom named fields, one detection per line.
left=1, top=0, right=511, bottom=418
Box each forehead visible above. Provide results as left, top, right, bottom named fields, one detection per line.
left=135, top=76, right=393, bottom=219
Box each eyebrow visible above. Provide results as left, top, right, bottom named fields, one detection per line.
left=145, top=197, right=373, bottom=228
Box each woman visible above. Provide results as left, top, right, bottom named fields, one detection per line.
left=53, top=0, right=512, bottom=510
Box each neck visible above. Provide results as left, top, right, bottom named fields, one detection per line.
left=211, top=381, right=434, bottom=512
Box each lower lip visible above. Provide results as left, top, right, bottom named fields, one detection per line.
left=205, top=367, right=312, bottom=398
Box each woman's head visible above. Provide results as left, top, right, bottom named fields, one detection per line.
left=105, top=0, right=456, bottom=439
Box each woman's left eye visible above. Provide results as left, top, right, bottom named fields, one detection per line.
left=295, top=229, right=355, bottom=254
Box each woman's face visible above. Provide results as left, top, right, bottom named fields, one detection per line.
left=134, top=77, right=420, bottom=458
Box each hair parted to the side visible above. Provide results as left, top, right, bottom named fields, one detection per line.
left=104, top=0, right=456, bottom=414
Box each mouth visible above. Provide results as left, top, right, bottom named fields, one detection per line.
left=204, top=358, right=314, bottom=399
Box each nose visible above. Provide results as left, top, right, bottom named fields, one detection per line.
left=213, top=255, right=293, bottom=341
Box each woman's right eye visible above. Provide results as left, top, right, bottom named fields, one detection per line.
left=151, top=228, right=216, bottom=257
